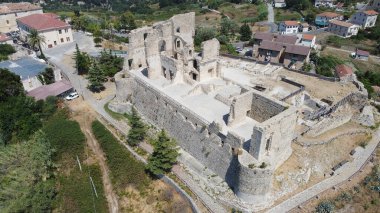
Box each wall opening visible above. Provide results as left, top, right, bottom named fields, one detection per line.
left=169, top=70, right=174, bottom=80
left=189, top=50, right=192, bottom=55
left=193, top=60, right=197, bottom=69
left=159, top=40, right=166, bottom=52
left=208, top=68, right=213, bottom=74
left=162, top=67, right=167, bottom=78
left=176, top=27, right=180, bottom=33
left=143, top=33, right=148, bottom=40
left=246, top=110, right=251, bottom=116
left=174, top=53, right=178, bottom=59
left=192, top=72, right=197, bottom=81
left=265, top=136, right=272, bottom=152
left=176, top=40, right=181, bottom=48
left=128, top=59, right=133, bottom=69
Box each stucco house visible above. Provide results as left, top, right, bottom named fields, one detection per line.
left=0, top=2, right=42, bottom=33
left=17, top=13, right=73, bottom=49
left=355, top=49, right=370, bottom=61
left=350, top=10, right=378, bottom=29
left=315, top=0, right=335, bottom=7
left=279, top=21, right=299, bottom=35
left=273, top=0, right=286, bottom=8
left=327, top=20, right=359, bottom=38
left=300, top=34, right=316, bottom=48
left=367, top=0, right=380, bottom=11
left=315, top=12, right=343, bottom=27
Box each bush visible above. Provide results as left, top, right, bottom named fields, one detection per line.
left=91, top=120, right=151, bottom=191
left=316, top=200, right=335, bottom=213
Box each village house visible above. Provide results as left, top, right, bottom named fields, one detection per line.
left=299, top=23, right=310, bottom=32
left=257, top=40, right=284, bottom=64
left=279, top=21, right=299, bottom=34
left=0, top=33, right=12, bottom=44
left=17, top=13, right=73, bottom=49
left=273, top=0, right=286, bottom=8
left=327, top=20, right=359, bottom=38
left=283, top=45, right=311, bottom=70
left=315, top=12, right=343, bottom=27
left=367, top=0, right=380, bottom=11
left=350, top=10, right=378, bottom=28
left=0, top=2, right=42, bottom=33
left=355, top=49, right=370, bottom=61
left=300, top=34, right=316, bottom=48
left=315, top=0, right=335, bottom=7
left=335, top=64, right=354, bottom=82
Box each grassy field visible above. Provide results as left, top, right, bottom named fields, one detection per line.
left=91, top=120, right=151, bottom=191
left=43, top=111, right=108, bottom=212
left=219, top=2, right=266, bottom=23
left=275, top=9, right=302, bottom=22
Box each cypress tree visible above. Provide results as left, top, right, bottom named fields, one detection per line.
left=146, top=130, right=179, bottom=176
left=87, top=62, right=105, bottom=92
left=127, top=108, right=146, bottom=146
left=240, top=23, right=252, bottom=41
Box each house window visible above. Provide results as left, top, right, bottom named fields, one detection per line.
left=61, top=38, right=64, bottom=43
left=65, top=29, right=68, bottom=33
left=59, top=30, right=62, bottom=34
left=66, top=37, right=70, bottom=42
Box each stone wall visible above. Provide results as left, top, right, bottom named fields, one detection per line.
left=249, top=92, right=287, bottom=123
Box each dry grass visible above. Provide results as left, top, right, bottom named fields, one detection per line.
left=195, top=12, right=222, bottom=28
left=218, top=3, right=259, bottom=23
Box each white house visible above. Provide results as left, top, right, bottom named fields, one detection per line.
left=17, top=13, right=73, bottom=49
left=300, top=34, right=316, bottom=48
left=273, top=0, right=286, bottom=8
left=327, top=20, right=359, bottom=38
left=315, top=0, right=335, bottom=7
left=367, top=0, right=380, bottom=11
left=350, top=10, right=378, bottom=29
left=0, top=33, right=13, bottom=44
left=0, top=2, right=42, bottom=33
left=315, top=12, right=343, bottom=27
left=279, top=21, right=299, bottom=35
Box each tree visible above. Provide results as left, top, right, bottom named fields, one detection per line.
left=98, top=49, right=124, bottom=77
left=94, top=37, right=102, bottom=47
left=116, top=12, right=137, bottom=31
left=220, top=17, right=239, bottom=36
left=239, top=23, right=252, bottom=41
left=146, top=130, right=179, bottom=176
left=0, top=68, right=24, bottom=102
left=87, top=62, right=105, bottom=92
left=28, top=29, right=46, bottom=59
left=73, top=44, right=91, bottom=75
left=37, top=68, right=55, bottom=85
left=194, top=27, right=217, bottom=46
left=127, top=107, right=146, bottom=146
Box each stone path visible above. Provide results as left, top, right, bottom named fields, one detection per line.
left=267, top=3, right=274, bottom=23
left=267, top=128, right=380, bottom=213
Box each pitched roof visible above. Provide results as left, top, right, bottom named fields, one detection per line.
left=329, top=19, right=354, bottom=27
left=0, top=33, right=11, bottom=42
left=274, top=35, right=298, bottom=44
left=27, top=80, right=73, bottom=100
left=0, top=2, right=41, bottom=15
left=335, top=64, right=353, bottom=77
left=363, top=10, right=379, bottom=16
left=284, top=44, right=310, bottom=56
left=283, top=21, right=299, bottom=26
left=317, top=12, right=342, bottom=18
left=302, top=34, right=315, bottom=41
left=253, top=32, right=274, bottom=41
left=17, top=13, right=70, bottom=32
left=259, top=40, right=284, bottom=52
left=356, top=49, right=370, bottom=56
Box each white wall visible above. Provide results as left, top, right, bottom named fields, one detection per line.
left=19, top=25, right=73, bottom=49
left=0, top=9, right=42, bottom=33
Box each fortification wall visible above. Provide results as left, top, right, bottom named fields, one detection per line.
left=121, top=75, right=273, bottom=202
left=250, top=92, right=287, bottom=123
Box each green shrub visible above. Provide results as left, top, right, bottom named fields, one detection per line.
left=316, top=200, right=335, bottom=213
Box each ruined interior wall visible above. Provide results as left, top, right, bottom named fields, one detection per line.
left=249, top=92, right=287, bottom=123
left=127, top=27, right=153, bottom=69
left=198, top=60, right=219, bottom=81
left=171, top=12, right=195, bottom=45
left=228, top=91, right=254, bottom=126
left=201, top=38, right=220, bottom=61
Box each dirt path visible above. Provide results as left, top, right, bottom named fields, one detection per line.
left=69, top=100, right=119, bottom=213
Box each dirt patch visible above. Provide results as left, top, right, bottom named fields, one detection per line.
left=196, top=12, right=221, bottom=28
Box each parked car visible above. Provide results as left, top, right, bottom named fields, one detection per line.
left=65, top=92, right=79, bottom=100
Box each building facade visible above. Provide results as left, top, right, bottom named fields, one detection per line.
left=350, top=10, right=378, bottom=28
left=327, top=20, right=359, bottom=38
left=315, top=0, right=335, bottom=7
left=0, top=2, right=42, bottom=33
left=315, top=12, right=343, bottom=27
left=17, top=13, right=73, bottom=49
left=367, top=0, right=380, bottom=11
left=279, top=21, right=299, bottom=34
left=273, top=0, right=286, bottom=8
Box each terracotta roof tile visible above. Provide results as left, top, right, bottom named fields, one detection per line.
left=329, top=19, right=354, bottom=27
left=283, top=21, right=299, bottom=26
left=0, top=33, right=11, bottom=42
left=302, top=34, right=315, bottom=41
left=317, top=12, right=341, bottom=18
left=284, top=44, right=310, bottom=56
left=335, top=65, right=353, bottom=77
left=0, top=2, right=41, bottom=15
left=363, top=10, right=379, bottom=16
left=253, top=32, right=274, bottom=41
left=17, top=13, right=70, bottom=31
left=356, top=49, right=370, bottom=56
left=274, top=35, right=298, bottom=44
left=259, top=40, right=284, bottom=52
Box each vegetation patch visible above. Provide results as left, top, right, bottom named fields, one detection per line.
left=91, top=120, right=151, bottom=192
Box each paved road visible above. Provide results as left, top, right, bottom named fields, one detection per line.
left=267, top=3, right=274, bottom=23
left=267, top=128, right=380, bottom=213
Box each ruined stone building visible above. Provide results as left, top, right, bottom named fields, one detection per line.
left=112, top=12, right=298, bottom=205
